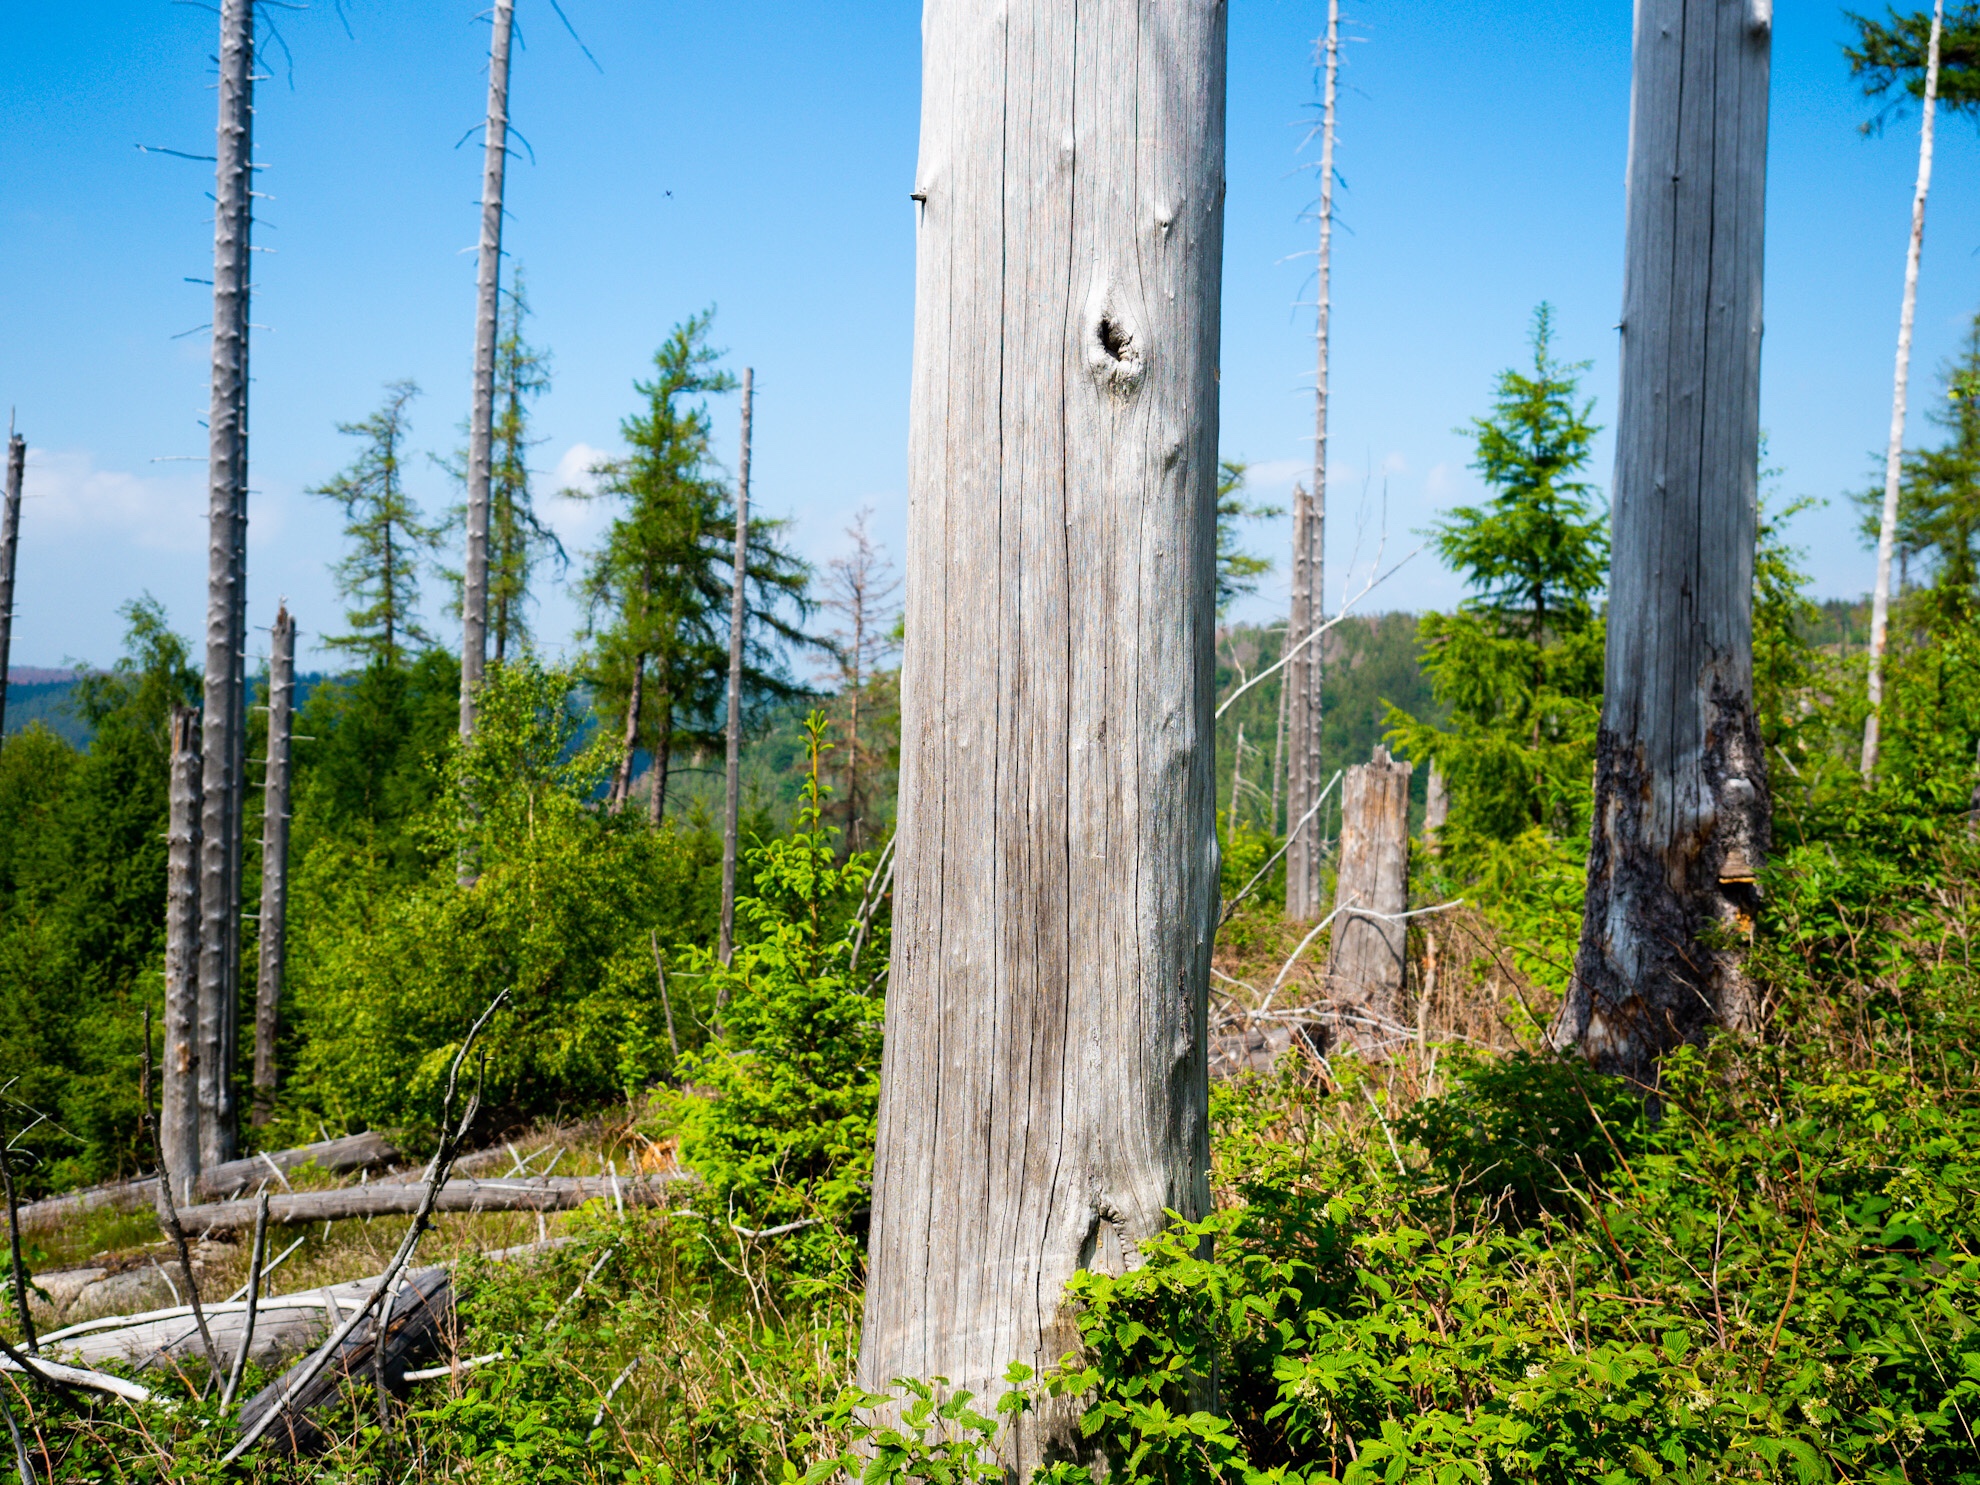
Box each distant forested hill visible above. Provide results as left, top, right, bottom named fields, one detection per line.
left=4, top=670, right=330, bottom=749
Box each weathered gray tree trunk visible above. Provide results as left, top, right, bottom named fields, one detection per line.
left=1863, top=0, right=1943, bottom=780
left=0, top=432, right=23, bottom=747
left=860, top=3, right=1227, bottom=1468
left=1325, top=745, right=1411, bottom=1053
left=252, top=607, right=294, bottom=1127
left=1287, top=4, right=1340, bottom=923
left=461, top=0, right=516, bottom=744
left=608, top=654, right=644, bottom=815
left=1423, top=759, right=1448, bottom=847
left=198, top=0, right=255, bottom=1169
left=1559, top=0, right=1772, bottom=1084
left=1285, top=483, right=1320, bottom=916
left=719, top=369, right=753, bottom=965
left=164, top=707, right=204, bottom=1204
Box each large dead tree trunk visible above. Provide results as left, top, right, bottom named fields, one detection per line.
left=198, top=0, right=254, bottom=1169
left=1325, top=745, right=1411, bottom=1054
left=720, top=370, right=753, bottom=964
left=163, top=706, right=203, bottom=1203
left=461, top=0, right=516, bottom=743
left=1863, top=0, right=1944, bottom=780
left=0, top=431, right=22, bottom=747
left=860, top=4, right=1227, bottom=1468
left=252, top=607, right=294, bottom=1127
left=1559, top=0, right=1772, bottom=1085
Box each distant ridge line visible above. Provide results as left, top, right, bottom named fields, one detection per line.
left=7, top=667, right=82, bottom=685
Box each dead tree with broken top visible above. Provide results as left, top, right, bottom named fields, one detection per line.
left=253, top=606, right=294, bottom=1127
left=1326, top=745, right=1411, bottom=1053
left=163, top=706, right=203, bottom=1203
left=859, top=2, right=1227, bottom=1471
left=198, top=0, right=256, bottom=1169
left=461, top=0, right=517, bottom=746
left=0, top=430, right=23, bottom=748
left=1558, top=0, right=1773, bottom=1084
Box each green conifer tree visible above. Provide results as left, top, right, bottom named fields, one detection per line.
left=578, top=313, right=812, bottom=820
left=1388, top=306, right=1607, bottom=845
left=484, top=273, right=563, bottom=661
left=312, top=381, right=440, bottom=668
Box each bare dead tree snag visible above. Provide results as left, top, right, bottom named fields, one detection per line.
left=0, top=430, right=23, bottom=748
left=1864, top=0, right=1944, bottom=780
left=218, top=1190, right=268, bottom=1411
left=1289, top=3, right=1341, bottom=922
left=252, top=607, right=293, bottom=1126
left=720, top=368, right=753, bottom=964
left=0, top=1112, right=37, bottom=1354
left=860, top=5, right=1227, bottom=1470
left=461, top=0, right=517, bottom=744
left=198, top=0, right=255, bottom=1170
left=822, top=508, right=902, bottom=858
left=1423, top=759, right=1448, bottom=849
left=1559, top=0, right=1772, bottom=1085
left=1285, top=483, right=1317, bottom=917
left=1325, top=745, right=1412, bottom=1053
left=164, top=706, right=204, bottom=1200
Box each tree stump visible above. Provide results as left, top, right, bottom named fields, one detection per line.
left=1325, top=746, right=1412, bottom=1054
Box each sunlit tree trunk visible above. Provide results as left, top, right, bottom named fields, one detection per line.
left=164, top=706, right=203, bottom=1201
left=860, top=2, right=1227, bottom=1469
left=198, top=0, right=254, bottom=1168
left=252, top=607, right=294, bottom=1127
left=462, top=0, right=516, bottom=742
left=1863, top=0, right=1944, bottom=779
left=1559, top=0, right=1773, bottom=1085
left=0, top=432, right=23, bottom=748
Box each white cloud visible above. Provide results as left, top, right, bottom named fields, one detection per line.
left=1382, top=451, right=1410, bottom=476
left=544, top=442, right=613, bottom=551
left=19, top=449, right=207, bottom=552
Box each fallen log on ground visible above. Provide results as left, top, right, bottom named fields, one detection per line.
left=14, top=1132, right=400, bottom=1232
left=236, top=1265, right=451, bottom=1456
left=179, top=1173, right=688, bottom=1236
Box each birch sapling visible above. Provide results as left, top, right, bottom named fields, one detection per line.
left=1560, top=0, right=1772, bottom=1083
left=719, top=370, right=753, bottom=964
left=1864, top=0, right=1945, bottom=780
left=164, top=706, right=204, bottom=1201
left=198, top=0, right=255, bottom=1168
left=461, top=0, right=517, bottom=743
left=0, top=430, right=22, bottom=748
left=252, top=607, right=294, bottom=1127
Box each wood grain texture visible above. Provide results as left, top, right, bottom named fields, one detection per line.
left=198, top=0, right=254, bottom=1170
left=1285, top=483, right=1322, bottom=918
left=163, top=706, right=203, bottom=1203
left=1325, top=745, right=1410, bottom=1053
left=860, top=2, right=1227, bottom=1468
left=252, top=607, right=294, bottom=1125
left=1560, top=0, right=1772, bottom=1082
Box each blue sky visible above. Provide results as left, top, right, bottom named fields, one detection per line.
left=2, top=2, right=1975, bottom=670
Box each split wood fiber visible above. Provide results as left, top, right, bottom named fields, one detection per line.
left=460, top=0, right=515, bottom=742
left=1325, top=746, right=1412, bottom=1053
left=253, top=606, right=295, bottom=1125
left=0, top=433, right=23, bottom=744
left=163, top=707, right=204, bottom=1204
left=1561, top=0, right=1772, bottom=1083
left=198, top=0, right=255, bottom=1170
left=720, top=369, right=753, bottom=965
left=860, top=2, right=1227, bottom=1472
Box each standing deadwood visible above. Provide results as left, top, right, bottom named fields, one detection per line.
left=1559, top=0, right=1772, bottom=1083
left=164, top=706, right=204, bottom=1204
left=1324, top=745, right=1411, bottom=1052
left=1863, top=0, right=1945, bottom=780
left=198, top=0, right=255, bottom=1170
left=609, top=652, right=646, bottom=814
left=1423, top=759, right=1448, bottom=847
left=1230, top=723, right=1246, bottom=828
left=0, top=430, right=22, bottom=747
left=1288, top=3, right=1342, bottom=922
left=1285, top=483, right=1318, bottom=916
left=719, top=369, right=753, bottom=964
left=1, top=1113, right=36, bottom=1354
left=461, top=0, right=517, bottom=744
left=1269, top=634, right=1288, bottom=830
left=860, top=2, right=1227, bottom=1468
left=252, top=608, right=294, bottom=1127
